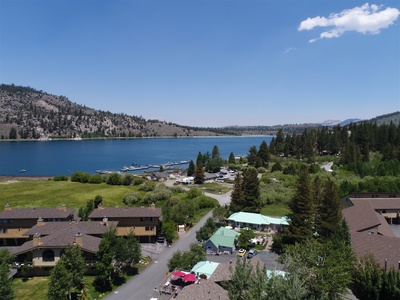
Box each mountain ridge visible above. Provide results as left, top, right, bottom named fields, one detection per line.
left=0, top=84, right=398, bottom=140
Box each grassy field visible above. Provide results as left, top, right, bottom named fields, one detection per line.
left=12, top=275, right=112, bottom=300
left=260, top=203, right=290, bottom=217
left=0, top=179, right=139, bottom=211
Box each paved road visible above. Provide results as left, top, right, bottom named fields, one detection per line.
left=104, top=188, right=232, bottom=300
left=105, top=210, right=213, bottom=300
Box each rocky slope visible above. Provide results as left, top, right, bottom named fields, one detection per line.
left=0, top=84, right=228, bottom=139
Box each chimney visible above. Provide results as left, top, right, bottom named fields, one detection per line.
left=98, top=203, right=104, bottom=210
left=33, top=233, right=41, bottom=246
left=102, top=217, right=109, bottom=226
left=4, top=204, right=11, bottom=211
left=150, top=203, right=156, bottom=210
left=37, top=217, right=44, bottom=226
left=75, top=232, right=83, bottom=247
left=59, top=204, right=66, bottom=211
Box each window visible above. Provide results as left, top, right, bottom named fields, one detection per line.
left=2, top=229, right=8, bottom=233
left=42, top=249, right=55, bottom=262
left=145, top=226, right=154, bottom=231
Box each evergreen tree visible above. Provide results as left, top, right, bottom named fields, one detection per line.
left=242, top=167, right=261, bottom=213
left=228, top=152, right=236, bottom=164
left=0, top=249, right=14, bottom=300
left=285, top=166, right=314, bottom=244
left=194, top=160, right=205, bottom=184
left=211, top=145, right=220, bottom=158
left=187, top=160, right=195, bottom=176
left=317, top=179, right=342, bottom=240
left=230, top=173, right=244, bottom=212
left=48, top=261, right=70, bottom=300
left=247, top=146, right=258, bottom=167
left=8, top=127, right=17, bottom=139
left=258, top=140, right=270, bottom=167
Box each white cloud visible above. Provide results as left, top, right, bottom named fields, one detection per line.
left=298, top=3, right=400, bottom=42
left=283, top=47, right=297, bottom=54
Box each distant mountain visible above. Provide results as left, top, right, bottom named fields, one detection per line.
left=370, top=111, right=400, bottom=126
left=340, top=118, right=362, bottom=126
left=0, top=84, right=230, bottom=140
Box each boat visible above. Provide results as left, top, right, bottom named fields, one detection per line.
left=19, top=169, right=27, bottom=173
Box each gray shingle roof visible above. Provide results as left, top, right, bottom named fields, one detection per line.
left=89, top=207, right=161, bottom=219
left=13, top=230, right=101, bottom=255
left=23, top=221, right=118, bottom=237
left=175, top=280, right=229, bottom=300
left=0, top=207, right=74, bottom=219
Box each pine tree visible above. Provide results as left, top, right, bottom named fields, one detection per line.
left=247, top=146, right=258, bottom=167
left=285, top=166, right=314, bottom=244
left=230, top=173, right=244, bottom=212
left=187, top=160, right=195, bottom=176
left=318, top=179, right=342, bottom=240
left=194, top=160, right=204, bottom=184
left=228, top=152, right=236, bottom=164
left=211, top=145, right=220, bottom=158
left=242, top=167, right=261, bottom=213
left=258, top=140, right=270, bottom=167
left=0, top=249, right=14, bottom=300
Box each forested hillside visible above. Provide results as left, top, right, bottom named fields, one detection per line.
left=0, top=84, right=230, bottom=139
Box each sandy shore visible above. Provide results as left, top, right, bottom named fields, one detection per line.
left=0, top=176, right=52, bottom=181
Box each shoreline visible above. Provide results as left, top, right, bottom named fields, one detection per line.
left=0, top=176, right=52, bottom=181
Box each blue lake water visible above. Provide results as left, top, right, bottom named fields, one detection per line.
left=0, top=136, right=272, bottom=176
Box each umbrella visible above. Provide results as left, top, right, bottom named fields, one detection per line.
left=183, top=273, right=197, bottom=282
left=172, top=271, right=186, bottom=277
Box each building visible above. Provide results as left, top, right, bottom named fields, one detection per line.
left=89, top=204, right=162, bottom=242
left=204, top=227, right=240, bottom=255
left=0, top=204, right=74, bottom=246
left=227, top=212, right=288, bottom=232
left=342, top=196, right=400, bottom=269
left=12, top=220, right=117, bottom=275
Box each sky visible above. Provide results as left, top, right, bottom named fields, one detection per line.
left=0, top=0, right=399, bottom=127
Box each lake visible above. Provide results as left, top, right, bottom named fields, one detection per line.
left=0, top=136, right=273, bottom=176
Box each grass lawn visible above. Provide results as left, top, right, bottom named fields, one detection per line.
left=0, top=179, right=141, bottom=210
left=260, top=203, right=290, bottom=217
left=13, top=277, right=48, bottom=300
left=12, top=275, right=129, bottom=300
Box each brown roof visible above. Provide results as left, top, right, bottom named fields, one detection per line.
left=343, top=200, right=381, bottom=232
left=210, top=257, right=264, bottom=283
left=350, top=232, right=400, bottom=269
left=13, top=230, right=101, bottom=255
left=0, top=207, right=74, bottom=219
left=23, top=221, right=118, bottom=237
left=175, top=280, right=228, bottom=300
left=348, top=198, right=400, bottom=210
left=89, top=207, right=162, bottom=219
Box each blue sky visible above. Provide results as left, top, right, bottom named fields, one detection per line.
left=1, top=0, right=399, bottom=127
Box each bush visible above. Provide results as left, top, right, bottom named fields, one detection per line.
left=142, top=192, right=157, bottom=205
left=89, top=174, right=103, bottom=184
left=133, top=177, right=145, bottom=186
left=139, top=181, right=155, bottom=191
left=257, top=167, right=267, bottom=173
left=122, top=174, right=134, bottom=186
left=271, top=162, right=283, bottom=172
left=71, top=171, right=91, bottom=183
left=187, top=188, right=202, bottom=199
left=107, top=173, right=122, bottom=185
left=53, top=175, right=68, bottom=181
left=123, top=192, right=142, bottom=206
left=195, top=196, right=217, bottom=209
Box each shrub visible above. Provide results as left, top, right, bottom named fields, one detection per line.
left=89, top=174, right=103, bottom=184
left=53, top=175, right=68, bottom=181
left=123, top=192, right=142, bottom=206
left=271, top=162, right=283, bottom=172
left=139, top=181, right=155, bottom=191
left=195, top=196, right=217, bottom=209
left=187, top=188, right=202, bottom=199
left=122, top=174, right=134, bottom=186
left=71, top=171, right=91, bottom=183
left=107, top=173, right=122, bottom=185
left=257, top=167, right=267, bottom=173
left=133, top=177, right=145, bottom=186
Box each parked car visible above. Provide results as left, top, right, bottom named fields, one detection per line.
left=247, top=249, right=257, bottom=259
left=237, top=248, right=247, bottom=257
